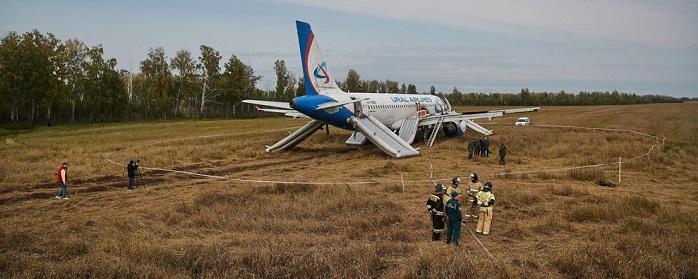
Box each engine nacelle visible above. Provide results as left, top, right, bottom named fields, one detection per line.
left=443, top=122, right=459, bottom=137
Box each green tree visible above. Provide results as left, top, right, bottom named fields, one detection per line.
left=171, top=49, right=198, bottom=116
left=519, top=88, right=530, bottom=106
left=274, top=59, right=292, bottom=97
left=2, top=30, right=62, bottom=123
left=140, top=47, right=174, bottom=119
left=429, top=85, right=436, bottom=95
left=197, top=45, right=222, bottom=117
left=295, top=77, right=305, bottom=97
left=220, top=55, right=260, bottom=116
left=344, top=69, right=361, bottom=92
left=0, top=32, right=24, bottom=122
left=407, top=84, right=417, bottom=94
left=61, top=38, right=89, bottom=122
left=385, top=80, right=399, bottom=93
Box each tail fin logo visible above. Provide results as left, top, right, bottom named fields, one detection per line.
left=313, top=62, right=330, bottom=84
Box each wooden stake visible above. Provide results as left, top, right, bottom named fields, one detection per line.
left=400, top=173, right=406, bottom=194
left=618, top=157, right=622, bottom=185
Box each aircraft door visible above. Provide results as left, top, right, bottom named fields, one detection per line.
left=352, top=97, right=363, bottom=117
left=442, top=98, right=452, bottom=113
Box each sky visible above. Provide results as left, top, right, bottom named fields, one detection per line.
left=1, top=0, right=697, bottom=97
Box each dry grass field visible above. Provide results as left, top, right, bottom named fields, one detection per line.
left=1, top=103, right=697, bottom=278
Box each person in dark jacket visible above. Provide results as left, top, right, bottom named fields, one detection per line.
left=127, top=160, right=137, bottom=191
left=483, top=137, right=490, bottom=157
left=475, top=139, right=482, bottom=157
left=467, top=140, right=474, bottom=159
left=426, top=184, right=447, bottom=241
left=499, top=143, right=507, bottom=165
left=445, top=191, right=462, bottom=246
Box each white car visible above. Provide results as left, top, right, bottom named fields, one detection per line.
left=515, top=117, right=531, bottom=126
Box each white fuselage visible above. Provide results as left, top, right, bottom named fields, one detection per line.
left=317, top=91, right=451, bottom=130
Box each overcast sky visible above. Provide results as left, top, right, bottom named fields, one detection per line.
left=1, top=0, right=697, bottom=97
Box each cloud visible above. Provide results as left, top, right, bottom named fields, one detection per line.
left=285, top=0, right=698, bottom=49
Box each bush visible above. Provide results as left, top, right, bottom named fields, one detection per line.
left=622, top=196, right=660, bottom=214
left=383, top=184, right=403, bottom=193
left=566, top=205, right=619, bottom=223
left=364, top=161, right=414, bottom=177
left=193, top=191, right=253, bottom=208
left=496, top=190, right=540, bottom=208
left=553, top=242, right=627, bottom=278
left=619, top=218, right=665, bottom=236
left=569, top=168, right=604, bottom=181
left=403, top=248, right=512, bottom=278
left=255, top=183, right=317, bottom=195
left=548, top=185, right=589, bottom=197
left=530, top=216, right=575, bottom=235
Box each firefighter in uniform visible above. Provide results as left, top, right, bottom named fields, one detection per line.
left=426, top=184, right=447, bottom=241
left=476, top=182, right=496, bottom=235
left=445, top=176, right=461, bottom=203
left=465, top=173, right=483, bottom=222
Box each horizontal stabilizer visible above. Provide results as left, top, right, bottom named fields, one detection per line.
left=255, top=107, right=292, bottom=114
left=243, top=100, right=291, bottom=110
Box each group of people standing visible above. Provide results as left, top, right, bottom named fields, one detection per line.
left=426, top=173, right=496, bottom=246
left=468, top=137, right=507, bottom=165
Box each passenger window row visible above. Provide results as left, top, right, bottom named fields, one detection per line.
left=366, top=104, right=415, bottom=110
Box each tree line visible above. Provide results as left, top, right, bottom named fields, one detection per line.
left=0, top=30, right=687, bottom=126
left=439, top=88, right=686, bottom=107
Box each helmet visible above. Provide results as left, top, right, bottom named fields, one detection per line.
left=451, top=177, right=461, bottom=185
left=470, top=173, right=478, bottom=181
left=434, top=183, right=446, bottom=193
left=483, top=182, right=493, bottom=192
left=451, top=191, right=460, bottom=197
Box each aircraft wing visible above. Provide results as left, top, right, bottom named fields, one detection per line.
left=417, top=106, right=541, bottom=127
left=490, top=107, right=540, bottom=114
left=417, top=112, right=503, bottom=126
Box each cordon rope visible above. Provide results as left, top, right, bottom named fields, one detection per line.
left=104, top=123, right=665, bottom=185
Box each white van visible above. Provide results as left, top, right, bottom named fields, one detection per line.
left=515, top=117, right=531, bottom=126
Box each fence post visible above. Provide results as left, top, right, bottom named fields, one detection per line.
left=618, top=157, right=622, bottom=184
left=400, top=173, right=406, bottom=194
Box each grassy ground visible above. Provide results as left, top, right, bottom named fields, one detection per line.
left=1, top=103, right=697, bottom=278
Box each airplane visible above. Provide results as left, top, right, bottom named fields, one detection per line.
left=243, top=21, right=539, bottom=158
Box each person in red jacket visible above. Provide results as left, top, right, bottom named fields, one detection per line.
left=55, top=162, right=69, bottom=200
